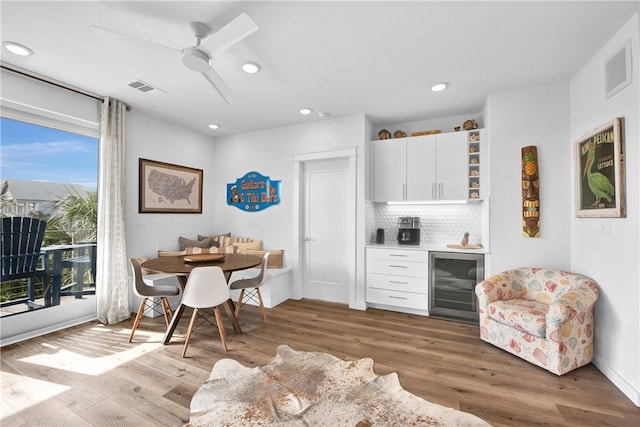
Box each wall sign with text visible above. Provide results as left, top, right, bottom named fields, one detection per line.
left=227, top=171, right=281, bottom=212
left=574, top=117, right=625, bottom=218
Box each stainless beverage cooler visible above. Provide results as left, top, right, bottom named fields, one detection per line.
left=429, top=251, right=484, bottom=322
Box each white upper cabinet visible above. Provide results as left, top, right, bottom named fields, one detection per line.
left=406, top=135, right=437, bottom=200
left=432, top=131, right=468, bottom=200
left=373, top=139, right=406, bottom=202
left=373, top=131, right=471, bottom=202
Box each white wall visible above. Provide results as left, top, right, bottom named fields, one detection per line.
left=484, top=83, right=572, bottom=273
left=210, top=114, right=368, bottom=306
left=569, top=13, right=639, bottom=405
left=124, top=110, right=217, bottom=259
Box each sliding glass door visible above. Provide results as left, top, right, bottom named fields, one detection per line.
left=1, top=118, right=100, bottom=344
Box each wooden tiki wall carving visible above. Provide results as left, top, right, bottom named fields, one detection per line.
left=522, top=146, right=540, bottom=237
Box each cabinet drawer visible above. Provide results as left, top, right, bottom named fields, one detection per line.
left=366, top=287, right=427, bottom=310
left=367, top=273, right=426, bottom=293
left=367, top=260, right=427, bottom=278
left=367, top=248, right=426, bottom=263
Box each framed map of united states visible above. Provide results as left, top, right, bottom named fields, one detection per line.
left=139, top=158, right=203, bottom=213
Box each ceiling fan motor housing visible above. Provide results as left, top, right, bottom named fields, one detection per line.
left=182, top=47, right=211, bottom=72
left=189, top=21, right=211, bottom=40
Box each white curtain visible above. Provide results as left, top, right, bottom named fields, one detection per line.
left=96, top=97, right=130, bottom=324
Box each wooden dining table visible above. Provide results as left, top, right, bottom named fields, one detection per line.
left=141, top=253, right=262, bottom=345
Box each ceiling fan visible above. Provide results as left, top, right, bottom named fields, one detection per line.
left=91, top=13, right=259, bottom=103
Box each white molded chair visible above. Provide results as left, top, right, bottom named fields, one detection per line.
left=129, top=258, right=181, bottom=343
left=229, top=253, right=270, bottom=322
left=181, top=266, right=231, bottom=357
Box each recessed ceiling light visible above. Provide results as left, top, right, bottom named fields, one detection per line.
left=299, top=108, right=313, bottom=115
left=431, top=82, right=449, bottom=92
left=241, top=61, right=261, bottom=74
left=208, top=124, right=220, bottom=130
left=3, top=42, right=33, bottom=56
left=318, top=112, right=331, bottom=119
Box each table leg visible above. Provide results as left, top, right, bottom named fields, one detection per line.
left=162, top=303, right=185, bottom=345
left=162, top=275, right=188, bottom=345
left=222, top=271, right=241, bottom=333
left=223, top=299, right=242, bottom=334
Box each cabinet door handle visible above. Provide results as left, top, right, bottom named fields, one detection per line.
left=402, top=184, right=407, bottom=200
left=439, top=182, right=443, bottom=199
left=432, top=183, right=436, bottom=199
left=389, top=280, right=408, bottom=284
left=389, top=295, right=408, bottom=300
left=389, top=254, right=408, bottom=257
left=388, top=265, right=408, bottom=268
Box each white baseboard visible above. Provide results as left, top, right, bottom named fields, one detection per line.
left=350, top=301, right=367, bottom=311
left=1, top=314, right=97, bottom=347
left=593, top=355, right=640, bottom=406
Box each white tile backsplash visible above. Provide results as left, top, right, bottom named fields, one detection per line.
left=370, top=202, right=488, bottom=247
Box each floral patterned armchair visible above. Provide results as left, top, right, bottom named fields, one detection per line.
left=475, top=268, right=599, bottom=375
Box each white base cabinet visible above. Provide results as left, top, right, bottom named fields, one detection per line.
left=366, top=248, right=428, bottom=313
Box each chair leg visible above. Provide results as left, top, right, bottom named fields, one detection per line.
left=213, top=306, right=228, bottom=352
left=234, top=289, right=245, bottom=317
left=129, top=298, right=147, bottom=343
left=161, top=297, right=173, bottom=326
left=256, top=288, right=267, bottom=322
left=182, top=308, right=199, bottom=358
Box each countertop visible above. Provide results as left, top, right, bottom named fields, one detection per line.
left=366, top=242, right=488, bottom=254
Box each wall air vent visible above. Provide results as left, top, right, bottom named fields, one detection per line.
left=605, top=39, right=632, bottom=99
left=127, top=79, right=166, bottom=94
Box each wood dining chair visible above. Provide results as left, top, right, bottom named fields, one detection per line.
left=229, top=252, right=270, bottom=322
left=128, top=258, right=181, bottom=343
left=181, top=266, right=231, bottom=357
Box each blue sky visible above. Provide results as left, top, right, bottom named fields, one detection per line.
left=0, top=117, right=98, bottom=191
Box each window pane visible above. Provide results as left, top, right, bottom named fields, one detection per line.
left=1, top=117, right=98, bottom=188
left=1, top=117, right=98, bottom=317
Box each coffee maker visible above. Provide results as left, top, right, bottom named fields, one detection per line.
left=397, top=217, right=420, bottom=245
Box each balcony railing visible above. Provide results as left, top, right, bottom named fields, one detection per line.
left=0, top=242, right=96, bottom=316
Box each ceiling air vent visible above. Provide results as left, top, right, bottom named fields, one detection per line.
left=127, top=79, right=166, bottom=94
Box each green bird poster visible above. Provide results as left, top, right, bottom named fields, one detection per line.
left=574, top=117, right=625, bottom=218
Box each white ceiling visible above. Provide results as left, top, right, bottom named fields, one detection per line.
left=1, top=1, right=638, bottom=137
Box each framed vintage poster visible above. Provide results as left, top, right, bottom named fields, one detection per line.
left=139, top=158, right=203, bottom=213
left=574, top=117, right=625, bottom=218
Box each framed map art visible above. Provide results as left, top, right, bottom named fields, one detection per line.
left=139, top=158, right=203, bottom=213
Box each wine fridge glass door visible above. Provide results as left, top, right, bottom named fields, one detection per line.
left=429, top=251, right=484, bottom=322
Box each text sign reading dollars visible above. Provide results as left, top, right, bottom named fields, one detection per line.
left=227, top=171, right=281, bottom=212
left=139, top=158, right=203, bottom=213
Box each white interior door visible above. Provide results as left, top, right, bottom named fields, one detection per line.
left=302, top=158, right=349, bottom=303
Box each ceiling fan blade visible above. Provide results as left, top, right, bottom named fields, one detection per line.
left=201, top=68, right=236, bottom=104
left=90, top=24, right=180, bottom=57
left=203, top=13, right=259, bottom=57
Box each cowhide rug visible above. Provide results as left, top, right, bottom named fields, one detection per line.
left=187, top=345, right=491, bottom=426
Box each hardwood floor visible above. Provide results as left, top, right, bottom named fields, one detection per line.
left=1, top=299, right=638, bottom=426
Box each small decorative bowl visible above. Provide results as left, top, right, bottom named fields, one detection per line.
left=378, top=129, right=392, bottom=140
left=463, top=119, right=478, bottom=130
